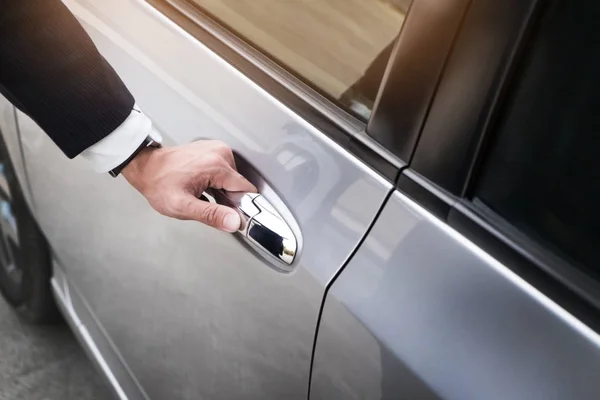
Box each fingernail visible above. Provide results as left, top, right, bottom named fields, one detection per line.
left=223, top=213, right=241, bottom=232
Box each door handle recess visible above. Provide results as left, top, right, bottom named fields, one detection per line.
left=202, top=189, right=298, bottom=267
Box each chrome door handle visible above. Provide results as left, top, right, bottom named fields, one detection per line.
left=202, top=189, right=298, bottom=267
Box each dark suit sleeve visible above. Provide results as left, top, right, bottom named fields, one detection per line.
left=0, top=0, right=135, bottom=158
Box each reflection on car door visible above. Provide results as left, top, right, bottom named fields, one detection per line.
left=311, top=0, right=600, bottom=398
left=16, top=0, right=397, bottom=398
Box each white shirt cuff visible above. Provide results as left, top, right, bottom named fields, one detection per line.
left=78, top=105, right=163, bottom=173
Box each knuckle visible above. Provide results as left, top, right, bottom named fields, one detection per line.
left=204, top=152, right=224, bottom=166
left=211, top=141, right=233, bottom=159
left=219, top=145, right=234, bottom=158
left=211, top=140, right=228, bottom=150
left=200, top=205, right=221, bottom=226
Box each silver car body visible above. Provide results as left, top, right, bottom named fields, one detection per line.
left=0, top=0, right=599, bottom=399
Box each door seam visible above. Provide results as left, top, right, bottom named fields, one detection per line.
left=306, top=184, right=397, bottom=399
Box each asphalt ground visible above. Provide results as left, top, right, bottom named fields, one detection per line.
left=0, top=296, right=112, bottom=400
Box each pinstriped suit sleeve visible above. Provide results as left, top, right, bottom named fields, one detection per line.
left=0, top=0, right=135, bottom=158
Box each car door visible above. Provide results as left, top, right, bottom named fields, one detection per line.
left=311, top=0, right=600, bottom=399
left=13, top=0, right=428, bottom=398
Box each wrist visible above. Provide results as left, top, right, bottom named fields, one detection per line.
left=109, top=135, right=161, bottom=178
left=121, top=146, right=160, bottom=192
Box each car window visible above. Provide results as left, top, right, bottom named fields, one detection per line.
left=473, top=0, right=600, bottom=274
left=187, top=0, right=412, bottom=121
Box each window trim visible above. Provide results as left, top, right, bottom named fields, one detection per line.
left=396, top=172, right=600, bottom=335
left=448, top=202, right=600, bottom=333
left=367, top=0, right=472, bottom=162
left=143, top=0, right=458, bottom=181
left=408, top=0, right=542, bottom=195
left=457, top=199, right=600, bottom=310
left=395, top=0, right=600, bottom=329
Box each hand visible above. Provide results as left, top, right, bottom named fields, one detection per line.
left=122, top=140, right=257, bottom=232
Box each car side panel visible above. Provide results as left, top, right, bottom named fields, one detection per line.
left=16, top=0, right=393, bottom=398
left=310, top=190, right=600, bottom=400
left=51, top=262, right=147, bottom=400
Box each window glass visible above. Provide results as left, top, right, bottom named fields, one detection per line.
left=474, top=0, right=600, bottom=273
left=188, top=0, right=411, bottom=121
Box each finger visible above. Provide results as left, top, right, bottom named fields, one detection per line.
left=203, top=140, right=236, bottom=168
left=211, top=166, right=258, bottom=193
left=219, top=147, right=236, bottom=169
left=178, top=194, right=242, bottom=232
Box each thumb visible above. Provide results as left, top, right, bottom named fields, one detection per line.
left=183, top=194, right=242, bottom=232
